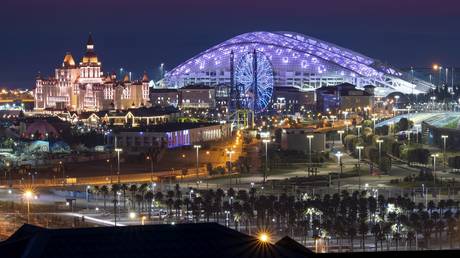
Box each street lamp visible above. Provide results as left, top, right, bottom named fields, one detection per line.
left=371, top=117, right=378, bottom=133
left=441, top=135, right=448, bottom=169
left=356, top=146, right=364, bottom=190
left=86, top=185, right=90, bottom=210
left=337, top=130, right=344, bottom=145
left=330, top=115, right=337, bottom=127
left=335, top=151, right=343, bottom=167
left=356, top=125, right=362, bottom=138
left=306, top=135, right=314, bottom=165
left=193, top=145, right=201, bottom=185
left=431, top=153, right=439, bottom=185
left=146, top=155, right=154, bottom=182
left=226, top=149, right=235, bottom=187
left=115, top=148, right=123, bottom=183
left=262, top=139, right=270, bottom=183
left=376, top=139, right=384, bottom=164
left=23, top=190, right=33, bottom=224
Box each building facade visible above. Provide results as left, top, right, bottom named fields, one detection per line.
left=34, top=35, right=150, bottom=112
left=316, top=83, right=373, bottom=113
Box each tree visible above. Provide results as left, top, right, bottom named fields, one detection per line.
left=129, top=184, right=138, bottom=209
left=144, top=191, right=154, bottom=219
left=358, top=222, right=369, bottom=250
left=100, top=185, right=109, bottom=210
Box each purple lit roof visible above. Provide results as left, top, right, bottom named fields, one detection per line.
left=165, top=31, right=433, bottom=94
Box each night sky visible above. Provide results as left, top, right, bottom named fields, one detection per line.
left=1, top=0, right=460, bottom=88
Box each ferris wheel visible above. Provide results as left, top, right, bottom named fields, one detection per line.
left=235, top=50, right=274, bottom=112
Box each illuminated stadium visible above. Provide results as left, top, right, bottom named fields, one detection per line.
left=165, top=31, right=434, bottom=98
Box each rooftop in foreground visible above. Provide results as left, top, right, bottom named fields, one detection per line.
left=0, top=223, right=310, bottom=258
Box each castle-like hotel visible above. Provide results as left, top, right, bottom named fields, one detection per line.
left=34, top=35, right=150, bottom=112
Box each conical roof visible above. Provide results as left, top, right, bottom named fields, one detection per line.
left=142, top=71, right=149, bottom=82
left=123, top=74, right=130, bottom=83
left=62, top=52, right=76, bottom=68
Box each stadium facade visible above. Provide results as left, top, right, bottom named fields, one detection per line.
left=165, top=31, right=433, bottom=97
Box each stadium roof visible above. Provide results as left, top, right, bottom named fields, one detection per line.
left=166, top=31, right=434, bottom=95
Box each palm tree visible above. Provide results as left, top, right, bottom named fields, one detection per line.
left=144, top=190, right=154, bottom=219
left=121, top=184, right=128, bottom=209
left=358, top=222, right=368, bottom=251
left=129, top=184, right=138, bottom=209
left=347, top=223, right=357, bottom=252
left=135, top=194, right=143, bottom=214
left=100, top=185, right=109, bottom=210
left=371, top=224, right=381, bottom=251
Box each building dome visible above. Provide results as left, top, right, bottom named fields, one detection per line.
left=25, top=120, right=59, bottom=139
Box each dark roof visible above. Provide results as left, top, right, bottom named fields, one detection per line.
left=181, top=84, right=213, bottom=90
left=0, top=223, right=309, bottom=258
left=274, top=86, right=301, bottom=92
left=86, top=33, right=94, bottom=46
left=151, top=88, right=178, bottom=93
left=113, top=122, right=221, bottom=133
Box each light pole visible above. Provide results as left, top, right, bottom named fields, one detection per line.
left=262, top=139, right=270, bottom=183
left=115, top=148, right=123, bottom=184
left=335, top=151, right=343, bottom=167
left=23, top=190, right=33, bottom=224
left=59, top=161, right=64, bottom=186
left=330, top=115, right=336, bottom=127
left=432, top=153, right=439, bottom=185
left=371, top=117, right=378, bottom=133
left=335, top=151, right=343, bottom=193
left=356, top=125, right=362, bottom=138
left=86, top=185, right=90, bottom=210
left=376, top=139, right=384, bottom=164
left=307, top=135, right=314, bottom=165
left=193, top=145, right=201, bottom=185
left=146, top=155, right=154, bottom=182
left=356, top=146, right=364, bottom=190
left=226, top=149, right=235, bottom=187
left=337, top=130, right=344, bottom=145
left=441, top=135, right=448, bottom=169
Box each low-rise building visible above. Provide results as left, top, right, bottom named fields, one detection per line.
left=316, top=83, right=373, bottom=113
left=178, top=84, right=215, bottom=109
left=271, top=86, right=315, bottom=113
left=150, top=88, right=179, bottom=107
left=108, top=122, right=231, bottom=152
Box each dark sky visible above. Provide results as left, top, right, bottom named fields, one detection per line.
left=1, top=0, right=460, bottom=88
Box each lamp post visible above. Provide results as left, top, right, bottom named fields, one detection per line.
left=337, top=130, right=344, bottom=145
left=262, top=139, right=270, bottom=183
left=193, top=145, right=202, bottom=186
left=441, top=135, right=448, bottom=169
left=356, top=125, right=362, bottom=138
left=335, top=151, right=343, bottom=193
left=356, top=146, right=364, bottom=190
left=226, top=149, right=235, bottom=187
left=115, top=148, right=123, bottom=184
left=431, top=153, right=439, bottom=185
left=307, top=135, right=314, bottom=165
left=335, top=151, right=343, bottom=167
left=23, top=190, right=33, bottom=224
left=146, top=155, right=154, bottom=182
left=330, top=115, right=336, bottom=127
left=86, top=185, right=90, bottom=210
left=371, top=117, right=378, bottom=133
left=376, top=139, right=384, bottom=164
left=59, top=161, right=64, bottom=186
